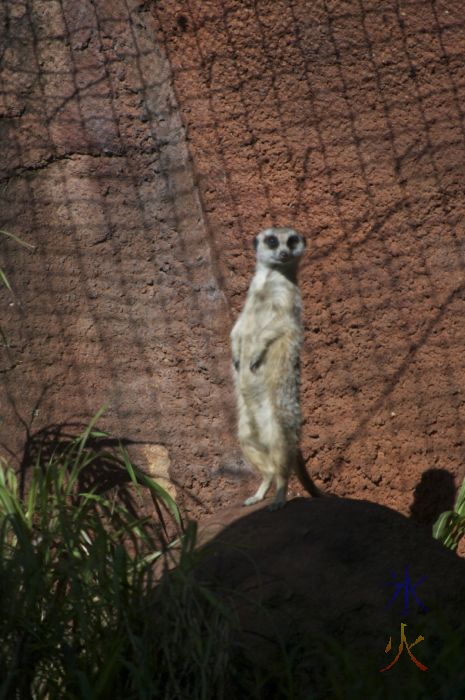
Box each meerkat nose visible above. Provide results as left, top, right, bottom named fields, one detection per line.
left=279, top=250, right=290, bottom=261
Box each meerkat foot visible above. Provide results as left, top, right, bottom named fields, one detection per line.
left=268, top=501, right=286, bottom=512
left=243, top=494, right=264, bottom=506
left=268, top=483, right=287, bottom=511
left=243, top=475, right=272, bottom=506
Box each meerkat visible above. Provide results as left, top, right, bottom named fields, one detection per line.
left=230, top=226, right=321, bottom=510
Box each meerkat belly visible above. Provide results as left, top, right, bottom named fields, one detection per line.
left=266, top=339, right=301, bottom=423
left=240, top=330, right=300, bottom=428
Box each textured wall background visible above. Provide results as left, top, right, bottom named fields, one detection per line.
left=1, top=0, right=465, bottom=520
left=0, top=0, right=236, bottom=516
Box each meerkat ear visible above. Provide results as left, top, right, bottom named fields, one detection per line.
left=253, top=236, right=258, bottom=250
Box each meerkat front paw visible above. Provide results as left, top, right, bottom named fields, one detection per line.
left=249, top=351, right=265, bottom=372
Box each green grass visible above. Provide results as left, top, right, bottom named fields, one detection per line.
left=0, top=229, right=35, bottom=293
left=433, top=476, right=465, bottom=551
left=287, top=616, right=465, bottom=700
left=0, top=413, right=464, bottom=699
left=0, top=414, right=175, bottom=698
left=0, top=228, right=35, bottom=347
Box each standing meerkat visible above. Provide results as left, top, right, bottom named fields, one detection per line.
left=231, top=226, right=321, bottom=510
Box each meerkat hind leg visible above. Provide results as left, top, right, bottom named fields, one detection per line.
left=268, top=473, right=288, bottom=511
left=240, top=432, right=274, bottom=506
left=244, top=474, right=273, bottom=506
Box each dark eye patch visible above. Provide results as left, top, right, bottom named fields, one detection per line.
left=265, top=234, right=279, bottom=249
left=287, top=234, right=300, bottom=249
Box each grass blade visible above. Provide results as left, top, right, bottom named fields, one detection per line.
left=0, top=269, right=11, bottom=291
left=0, top=229, right=35, bottom=250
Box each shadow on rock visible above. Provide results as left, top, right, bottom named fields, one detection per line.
left=409, top=468, right=457, bottom=527
left=196, top=496, right=465, bottom=661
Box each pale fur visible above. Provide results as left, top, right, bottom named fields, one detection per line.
left=231, top=227, right=307, bottom=510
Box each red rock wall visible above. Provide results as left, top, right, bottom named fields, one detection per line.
left=1, top=0, right=465, bottom=518
left=0, top=0, right=236, bottom=515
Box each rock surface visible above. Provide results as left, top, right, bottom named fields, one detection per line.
left=1, top=0, right=465, bottom=523
left=197, top=496, right=465, bottom=674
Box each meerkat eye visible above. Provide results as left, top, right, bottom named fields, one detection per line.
left=265, top=234, right=279, bottom=249
left=287, top=234, right=300, bottom=249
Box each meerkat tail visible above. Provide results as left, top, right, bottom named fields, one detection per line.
left=295, top=452, right=324, bottom=498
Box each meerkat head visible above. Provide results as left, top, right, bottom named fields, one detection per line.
left=253, top=227, right=306, bottom=269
